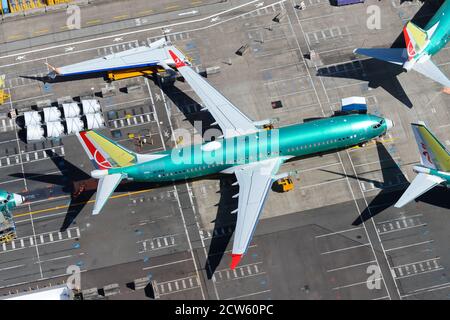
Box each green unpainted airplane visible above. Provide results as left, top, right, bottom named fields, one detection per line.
left=76, top=49, right=394, bottom=269
left=355, top=0, right=450, bottom=87
left=395, top=122, right=450, bottom=208
left=0, top=189, right=24, bottom=213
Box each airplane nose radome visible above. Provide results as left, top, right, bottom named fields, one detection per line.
left=386, top=119, right=394, bottom=131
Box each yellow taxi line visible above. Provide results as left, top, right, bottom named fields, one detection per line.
left=166, top=5, right=180, bottom=10
left=113, top=14, right=129, bottom=20
left=85, top=19, right=102, bottom=25
left=14, top=188, right=153, bottom=218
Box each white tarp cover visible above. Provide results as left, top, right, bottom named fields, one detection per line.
left=24, top=111, right=42, bottom=127
left=66, top=117, right=84, bottom=134
left=341, top=96, right=366, bottom=107
left=46, top=121, right=64, bottom=138
left=5, top=285, right=72, bottom=300
left=63, top=103, right=81, bottom=118
left=43, top=107, right=61, bottom=122
left=86, top=113, right=104, bottom=129
left=26, top=125, right=45, bottom=141
left=82, top=99, right=101, bottom=114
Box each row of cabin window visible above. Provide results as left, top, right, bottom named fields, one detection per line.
left=285, top=135, right=357, bottom=153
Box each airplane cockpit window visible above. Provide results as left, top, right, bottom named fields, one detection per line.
left=372, top=120, right=384, bottom=129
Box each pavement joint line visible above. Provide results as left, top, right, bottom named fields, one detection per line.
left=327, top=260, right=377, bottom=273
left=320, top=243, right=371, bottom=255
left=373, top=295, right=390, bottom=300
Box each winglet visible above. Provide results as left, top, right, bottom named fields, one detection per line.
left=230, top=254, right=243, bottom=270
left=168, top=49, right=186, bottom=69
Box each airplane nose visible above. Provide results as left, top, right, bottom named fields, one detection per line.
left=13, top=193, right=24, bottom=206
left=385, top=119, right=394, bottom=131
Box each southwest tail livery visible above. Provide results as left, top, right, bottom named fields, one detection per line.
left=395, top=122, right=450, bottom=208
left=354, top=0, right=450, bottom=87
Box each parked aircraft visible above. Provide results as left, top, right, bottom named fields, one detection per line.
left=76, top=50, right=394, bottom=270
left=0, top=190, right=24, bottom=213
left=45, top=38, right=190, bottom=81
left=355, top=0, right=450, bottom=87
left=395, top=122, right=450, bottom=208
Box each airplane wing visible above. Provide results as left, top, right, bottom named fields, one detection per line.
left=167, top=50, right=258, bottom=138
left=224, top=157, right=285, bottom=269
left=49, top=39, right=189, bottom=77
left=412, top=59, right=450, bottom=88
left=92, top=173, right=124, bottom=215
left=353, top=48, right=408, bottom=65
left=394, top=173, right=445, bottom=208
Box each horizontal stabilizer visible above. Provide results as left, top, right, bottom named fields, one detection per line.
left=353, top=48, right=407, bottom=65
left=412, top=59, right=450, bottom=88
left=93, top=173, right=124, bottom=215
left=394, top=173, right=444, bottom=208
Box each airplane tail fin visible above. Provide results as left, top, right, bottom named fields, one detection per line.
left=403, top=21, right=429, bottom=60
left=76, top=130, right=167, bottom=215
left=412, top=123, right=450, bottom=172
left=76, top=131, right=138, bottom=170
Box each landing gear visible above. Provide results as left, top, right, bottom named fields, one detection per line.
left=358, top=142, right=367, bottom=148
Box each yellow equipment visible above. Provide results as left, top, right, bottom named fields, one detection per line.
left=0, top=231, right=15, bottom=244
left=107, top=67, right=165, bottom=81
left=0, top=90, right=10, bottom=105
left=263, top=124, right=274, bottom=130
left=276, top=177, right=294, bottom=192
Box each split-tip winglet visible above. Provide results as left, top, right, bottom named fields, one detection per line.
left=230, top=254, right=243, bottom=270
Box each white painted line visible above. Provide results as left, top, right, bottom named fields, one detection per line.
left=396, top=267, right=444, bottom=280
left=2, top=243, right=6, bottom=251
left=327, top=260, right=377, bottom=272
left=333, top=277, right=382, bottom=290
left=378, top=223, right=427, bottom=235
left=315, top=226, right=363, bottom=238
left=58, top=232, right=62, bottom=240
left=76, top=228, right=80, bottom=237
left=20, top=239, right=24, bottom=247
left=39, top=234, right=44, bottom=243
left=182, top=279, right=186, bottom=289
left=321, top=243, right=370, bottom=255
left=29, top=237, right=33, bottom=246
left=49, top=233, right=54, bottom=242
left=67, top=229, right=72, bottom=238
left=11, top=241, right=15, bottom=249
left=0, top=264, right=25, bottom=271
left=385, top=240, right=434, bottom=252
left=225, top=289, right=271, bottom=300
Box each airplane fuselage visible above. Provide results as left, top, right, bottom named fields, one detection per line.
left=108, top=114, right=390, bottom=182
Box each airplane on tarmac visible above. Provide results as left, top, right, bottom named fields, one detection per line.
left=354, top=0, right=450, bottom=88
left=395, top=122, right=450, bottom=208
left=75, top=49, right=394, bottom=270
left=0, top=189, right=24, bottom=213
left=45, top=38, right=190, bottom=81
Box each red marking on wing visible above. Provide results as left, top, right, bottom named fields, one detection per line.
left=168, top=50, right=186, bottom=68
left=230, top=254, right=243, bottom=270
left=79, top=131, right=111, bottom=170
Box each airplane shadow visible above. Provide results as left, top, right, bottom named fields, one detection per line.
left=317, top=0, right=444, bottom=109
left=20, top=72, right=109, bottom=84
left=205, top=175, right=239, bottom=279
left=10, top=149, right=97, bottom=231
left=321, top=142, right=408, bottom=224
left=317, top=58, right=413, bottom=108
